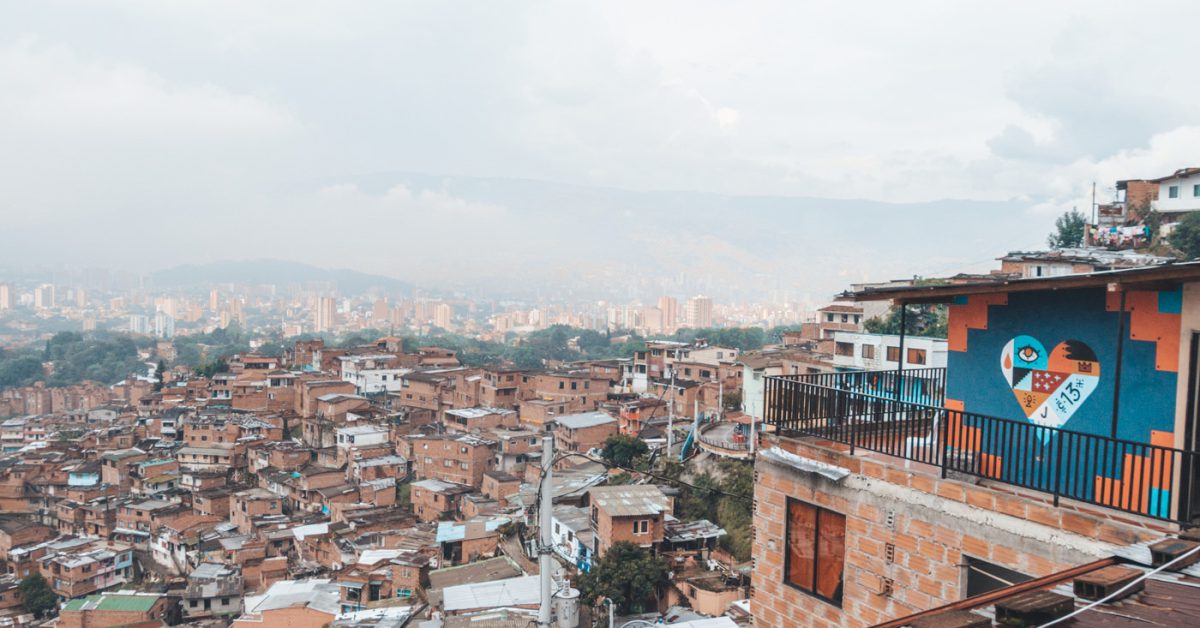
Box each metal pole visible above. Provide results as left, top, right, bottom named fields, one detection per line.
left=667, top=373, right=675, bottom=456
left=538, top=436, right=554, bottom=627
left=608, top=597, right=615, bottom=628
left=895, top=303, right=908, bottom=403
left=1111, top=290, right=1127, bottom=439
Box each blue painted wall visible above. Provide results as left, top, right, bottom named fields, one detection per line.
left=946, top=288, right=1177, bottom=443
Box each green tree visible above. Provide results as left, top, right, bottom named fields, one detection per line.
left=679, top=472, right=719, bottom=522
left=721, top=389, right=743, bottom=412
left=0, top=356, right=43, bottom=388
left=864, top=305, right=947, bottom=339
left=599, top=434, right=649, bottom=469
left=577, top=542, right=669, bottom=615
left=1169, top=212, right=1200, bottom=260
left=1047, top=209, right=1087, bottom=248
left=714, top=460, right=755, bottom=560
left=19, top=573, right=58, bottom=618
left=153, top=359, right=166, bottom=392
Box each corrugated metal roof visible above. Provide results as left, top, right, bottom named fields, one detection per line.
left=589, top=485, right=669, bottom=517
left=442, top=575, right=540, bottom=612
left=553, top=411, right=617, bottom=430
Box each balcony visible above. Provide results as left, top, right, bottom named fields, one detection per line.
left=765, top=368, right=1200, bottom=524
left=696, top=421, right=753, bottom=460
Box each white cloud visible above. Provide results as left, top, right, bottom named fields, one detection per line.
left=0, top=37, right=295, bottom=137
left=1026, top=125, right=1200, bottom=216
left=714, top=107, right=740, bottom=129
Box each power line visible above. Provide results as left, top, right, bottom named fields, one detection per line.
left=539, top=450, right=753, bottom=503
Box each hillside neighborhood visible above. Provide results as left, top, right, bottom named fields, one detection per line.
left=3, top=168, right=1200, bottom=627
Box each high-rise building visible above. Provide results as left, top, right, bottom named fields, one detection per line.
left=685, top=295, right=713, bottom=329
left=209, top=289, right=220, bottom=312
left=154, top=312, right=176, bottom=338
left=372, top=299, right=389, bottom=323
left=657, top=296, right=678, bottom=332
left=0, top=284, right=10, bottom=310
left=74, top=288, right=87, bottom=308
left=315, top=296, right=337, bottom=333
left=129, top=314, right=150, bottom=335
left=433, top=303, right=453, bottom=330
left=34, top=284, right=55, bottom=310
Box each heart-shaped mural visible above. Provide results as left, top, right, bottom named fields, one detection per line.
left=1001, top=335, right=1100, bottom=433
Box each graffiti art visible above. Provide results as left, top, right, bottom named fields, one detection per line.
left=1001, top=335, right=1100, bottom=434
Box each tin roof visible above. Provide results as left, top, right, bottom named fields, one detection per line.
left=63, top=593, right=161, bottom=612
left=588, top=485, right=668, bottom=517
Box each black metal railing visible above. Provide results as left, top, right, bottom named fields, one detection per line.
left=772, top=367, right=948, bottom=408
left=764, top=370, right=1199, bottom=524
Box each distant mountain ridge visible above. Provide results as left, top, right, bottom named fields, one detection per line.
left=152, top=259, right=413, bottom=295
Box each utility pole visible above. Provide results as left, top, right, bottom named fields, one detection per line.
left=718, top=380, right=724, bottom=420
left=666, top=372, right=675, bottom=457
left=538, top=436, right=554, bottom=628
left=1092, top=181, right=1098, bottom=227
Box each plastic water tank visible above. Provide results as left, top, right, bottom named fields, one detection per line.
left=553, top=586, right=580, bottom=628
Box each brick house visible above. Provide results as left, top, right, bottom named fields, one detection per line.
left=552, top=411, right=618, bottom=461
left=518, top=397, right=580, bottom=427
left=0, top=518, right=53, bottom=562
left=403, top=433, right=496, bottom=488
left=99, top=448, right=148, bottom=489
left=232, top=579, right=339, bottom=628
left=231, top=488, right=284, bottom=533
left=443, top=407, right=519, bottom=433
left=295, top=379, right=357, bottom=418
left=587, top=485, right=670, bottom=557
left=489, top=426, right=544, bottom=472
left=752, top=263, right=1200, bottom=626
left=410, top=479, right=474, bottom=522
left=435, top=518, right=506, bottom=566
left=481, top=471, right=522, bottom=506
left=59, top=592, right=170, bottom=628
left=480, top=366, right=524, bottom=409
left=181, top=562, right=243, bottom=621
left=39, top=538, right=136, bottom=599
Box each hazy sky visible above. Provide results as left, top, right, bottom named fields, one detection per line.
left=3, top=1, right=1199, bottom=290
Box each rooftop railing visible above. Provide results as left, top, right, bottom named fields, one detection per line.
left=764, top=368, right=1198, bottom=524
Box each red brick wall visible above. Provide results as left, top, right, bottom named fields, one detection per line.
left=751, top=437, right=1169, bottom=627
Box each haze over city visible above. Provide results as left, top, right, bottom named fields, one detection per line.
left=5, top=2, right=1200, bottom=300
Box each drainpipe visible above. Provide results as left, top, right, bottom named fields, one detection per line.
left=1110, top=288, right=1127, bottom=439
left=895, top=303, right=908, bottom=403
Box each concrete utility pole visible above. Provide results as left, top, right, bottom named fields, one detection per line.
left=666, top=372, right=675, bottom=457
left=538, top=436, right=554, bottom=627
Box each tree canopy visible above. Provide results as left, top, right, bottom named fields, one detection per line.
left=1169, top=212, right=1200, bottom=260
left=0, top=331, right=146, bottom=388
left=863, top=305, right=947, bottom=339
left=19, top=574, right=57, bottom=618
left=1047, top=209, right=1087, bottom=248
left=599, top=434, right=649, bottom=469
left=577, top=542, right=669, bottom=615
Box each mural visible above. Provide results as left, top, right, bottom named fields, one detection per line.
left=944, top=287, right=1182, bottom=517
left=1001, top=336, right=1100, bottom=436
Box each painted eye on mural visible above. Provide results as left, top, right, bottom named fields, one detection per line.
left=1017, top=345, right=1040, bottom=362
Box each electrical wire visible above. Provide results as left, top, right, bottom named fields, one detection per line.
left=1038, top=542, right=1200, bottom=627
left=545, top=451, right=753, bottom=503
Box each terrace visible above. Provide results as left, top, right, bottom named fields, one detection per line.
left=767, top=367, right=1200, bottom=525
left=765, top=262, right=1200, bottom=527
